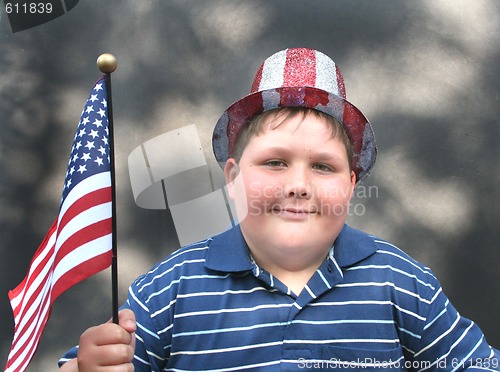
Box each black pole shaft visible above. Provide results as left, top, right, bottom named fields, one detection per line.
left=104, top=71, right=119, bottom=324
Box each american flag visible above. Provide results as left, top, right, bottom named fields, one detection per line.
left=5, top=76, right=114, bottom=372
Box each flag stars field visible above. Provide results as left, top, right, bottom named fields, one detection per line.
left=64, top=83, right=110, bottom=193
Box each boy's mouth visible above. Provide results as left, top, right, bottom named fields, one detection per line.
left=270, top=206, right=318, bottom=219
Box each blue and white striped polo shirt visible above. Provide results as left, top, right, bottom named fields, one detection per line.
left=60, top=224, right=499, bottom=371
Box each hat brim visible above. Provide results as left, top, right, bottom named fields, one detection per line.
left=212, top=86, right=377, bottom=184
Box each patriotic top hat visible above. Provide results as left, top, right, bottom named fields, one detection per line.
left=212, top=48, right=377, bottom=184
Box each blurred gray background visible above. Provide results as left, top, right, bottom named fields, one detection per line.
left=1, top=0, right=499, bottom=370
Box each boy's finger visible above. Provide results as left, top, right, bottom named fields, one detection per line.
left=80, top=322, right=132, bottom=347
left=77, top=342, right=134, bottom=371
left=118, top=308, right=137, bottom=333
left=88, top=343, right=135, bottom=365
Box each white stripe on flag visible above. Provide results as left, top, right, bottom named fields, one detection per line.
left=8, top=273, right=53, bottom=372
left=12, top=271, right=52, bottom=343
left=53, top=233, right=112, bottom=283
left=10, top=229, right=56, bottom=317
left=56, top=202, right=112, bottom=251
left=12, top=252, right=54, bottom=326
left=59, top=172, right=111, bottom=220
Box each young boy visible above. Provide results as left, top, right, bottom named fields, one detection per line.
left=60, top=48, right=499, bottom=371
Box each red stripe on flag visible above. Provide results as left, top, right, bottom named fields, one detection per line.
left=58, top=187, right=112, bottom=231
left=7, top=256, right=54, bottom=371
left=10, top=292, right=51, bottom=360
left=11, top=257, right=53, bottom=334
left=55, top=218, right=112, bottom=266
left=9, top=221, right=57, bottom=318
left=7, top=284, right=52, bottom=369
left=52, top=250, right=113, bottom=301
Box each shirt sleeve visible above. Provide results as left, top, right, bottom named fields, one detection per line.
left=412, top=283, right=500, bottom=371
left=127, top=277, right=172, bottom=371
left=58, top=346, right=78, bottom=368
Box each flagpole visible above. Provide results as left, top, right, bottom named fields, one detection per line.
left=97, top=53, right=119, bottom=324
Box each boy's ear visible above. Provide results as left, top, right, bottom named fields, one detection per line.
left=224, top=158, right=240, bottom=200
left=349, top=171, right=356, bottom=197
left=351, top=171, right=356, bottom=187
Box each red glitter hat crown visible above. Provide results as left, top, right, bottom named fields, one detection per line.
left=212, top=48, right=377, bottom=184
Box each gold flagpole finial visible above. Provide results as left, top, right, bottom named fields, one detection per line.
left=97, top=53, right=118, bottom=73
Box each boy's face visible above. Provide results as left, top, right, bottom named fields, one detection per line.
left=225, top=111, right=356, bottom=271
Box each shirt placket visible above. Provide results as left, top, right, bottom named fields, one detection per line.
left=250, top=249, right=344, bottom=315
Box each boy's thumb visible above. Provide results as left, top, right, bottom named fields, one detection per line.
left=118, top=308, right=137, bottom=333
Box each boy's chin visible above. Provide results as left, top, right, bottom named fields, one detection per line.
left=239, top=213, right=346, bottom=248
left=261, top=224, right=335, bottom=251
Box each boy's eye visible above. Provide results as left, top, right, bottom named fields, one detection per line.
left=312, top=163, right=334, bottom=172
left=264, top=160, right=287, bottom=168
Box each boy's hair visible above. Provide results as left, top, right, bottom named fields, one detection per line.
left=231, top=107, right=354, bottom=172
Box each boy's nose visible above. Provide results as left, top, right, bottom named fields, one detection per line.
left=284, top=167, right=311, bottom=199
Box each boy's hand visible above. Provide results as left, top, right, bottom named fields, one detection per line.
left=69, top=309, right=136, bottom=371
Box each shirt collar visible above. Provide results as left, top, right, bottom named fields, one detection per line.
left=204, top=224, right=378, bottom=273
left=333, top=224, right=378, bottom=267
left=205, top=225, right=254, bottom=272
